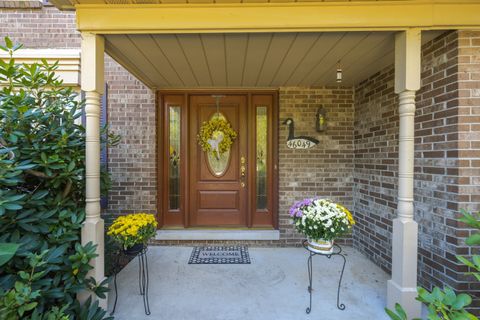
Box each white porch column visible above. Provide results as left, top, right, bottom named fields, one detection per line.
left=79, top=32, right=106, bottom=308
left=387, top=29, right=422, bottom=318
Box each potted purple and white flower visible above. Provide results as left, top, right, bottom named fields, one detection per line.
left=289, top=198, right=355, bottom=254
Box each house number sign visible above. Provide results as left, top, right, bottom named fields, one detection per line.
left=283, top=118, right=319, bottom=150
left=287, top=139, right=316, bottom=149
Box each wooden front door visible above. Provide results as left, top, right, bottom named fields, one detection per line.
left=159, top=91, right=278, bottom=229
left=189, top=95, right=247, bottom=226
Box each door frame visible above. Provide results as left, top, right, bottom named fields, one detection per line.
left=156, top=89, right=279, bottom=229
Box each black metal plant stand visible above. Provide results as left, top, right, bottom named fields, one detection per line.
left=111, top=246, right=151, bottom=316
left=303, top=240, right=347, bottom=314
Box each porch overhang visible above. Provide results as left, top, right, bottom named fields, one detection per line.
left=47, top=0, right=480, bottom=89
left=51, top=1, right=480, bottom=33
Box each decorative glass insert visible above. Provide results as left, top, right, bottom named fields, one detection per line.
left=206, top=113, right=231, bottom=177
left=168, top=106, right=181, bottom=210
left=256, top=106, right=268, bottom=210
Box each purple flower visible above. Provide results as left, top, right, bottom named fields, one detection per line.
left=289, top=204, right=302, bottom=217
left=289, top=197, right=319, bottom=218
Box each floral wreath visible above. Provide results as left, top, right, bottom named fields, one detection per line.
left=197, top=116, right=237, bottom=158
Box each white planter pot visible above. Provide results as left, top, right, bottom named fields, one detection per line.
left=307, top=238, right=334, bottom=254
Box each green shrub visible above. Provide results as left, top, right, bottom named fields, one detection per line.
left=386, top=209, right=480, bottom=320
left=0, top=37, right=118, bottom=319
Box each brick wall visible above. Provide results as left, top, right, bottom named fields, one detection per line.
left=0, top=6, right=79, bottom=49
left=104, top=56, right=157, bottom=216
left=0, top=1, right=42, bottom=9
left=353, top=66, right=398, bottom=272
left=456, top=30, right=480, bottom=305
left=354, top=30, right=480, bottom=307
left=414, top=30, right=480, bottom=304
left=278, top=87, right=355, bottom=245
left=415, top=30, right=463, bottom=292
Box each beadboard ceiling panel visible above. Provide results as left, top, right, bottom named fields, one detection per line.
left=240, top=34, right=273, bottom=87
left=176, top=34, right=213, bottom=86
left=225, top=34, right=249, bottom=87
left=201, top=34, right=228, bottom=87
left=104, top=31, right=443, bottom=89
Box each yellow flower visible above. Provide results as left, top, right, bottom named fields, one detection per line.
left=198, top=117, right=237, bottom=156
left=337, top=204, right=355, bottom=225
left=108, top=213, right=158, bottom=247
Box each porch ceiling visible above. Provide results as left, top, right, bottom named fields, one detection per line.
left=104, top=31, right=441, bottom=89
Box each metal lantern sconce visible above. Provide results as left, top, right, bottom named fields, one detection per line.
left=336, top=61, right=343, bottom=83
left=316, top=106, right=327, bottom=132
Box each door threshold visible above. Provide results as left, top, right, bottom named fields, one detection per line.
left=156, top=229, right=280, bottom=241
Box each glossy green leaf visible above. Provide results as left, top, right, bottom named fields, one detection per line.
left=31, top=190, right=49, bottom=200
left=0, top=243, right=20, bottom=266
left=466, top=233, right=480, bottom=246
left=4, top=36, right=13, bottom=49
left=457, top=256, right=475, bottom=268
left=15, top=163, right=36, bottom=170
left=4, top=193, right=26, bottom=202
left=3, top=203, right=22, bottom=210
left=443, top=287, right=456, bottom=305
left=385, top=306, right=406, bottom=320
left=8, top=134, right=18, bottom=143
left=452, top=294, right=472, bottom=310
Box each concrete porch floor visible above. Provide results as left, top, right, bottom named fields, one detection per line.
left=108, top=246, right=390, bottom=320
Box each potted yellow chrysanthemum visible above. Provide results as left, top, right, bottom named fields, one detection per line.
left=107, top=213, right=158, bottom=255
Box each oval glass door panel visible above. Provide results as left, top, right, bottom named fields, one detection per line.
left=206, top=113, right=231, bottom=177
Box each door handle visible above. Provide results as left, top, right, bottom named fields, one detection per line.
left=240, top=156, right=246, bottom=187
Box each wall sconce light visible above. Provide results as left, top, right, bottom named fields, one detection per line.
left=336, top=61, right=342, bottom=83
left=316, top=106, right=327, bottom=132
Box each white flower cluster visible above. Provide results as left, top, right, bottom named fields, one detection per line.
left=297, top=199, right=349, bottom=233
left=291, top=198, right=353, bottom=241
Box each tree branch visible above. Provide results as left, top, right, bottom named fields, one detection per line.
left=62, top=180, right=72, bottom=198
left=26, top=169, right=57, bottom=179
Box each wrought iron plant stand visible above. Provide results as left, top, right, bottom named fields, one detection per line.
left=111, top=245, right=151, bottom=316
left=303, top=239, right=347, bottom=314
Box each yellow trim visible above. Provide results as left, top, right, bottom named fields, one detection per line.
left=75, top=1, right=480, bottom=34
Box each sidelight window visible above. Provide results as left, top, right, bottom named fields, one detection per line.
left=256, top=106, right=268, bottom=210
left=168, top=106, right=181, bottom=210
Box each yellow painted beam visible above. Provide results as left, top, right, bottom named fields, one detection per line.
left=75, top=1, right=480, bottom=34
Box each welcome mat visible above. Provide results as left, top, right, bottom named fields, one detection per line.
left=188, top=246, right=251, bottom=264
